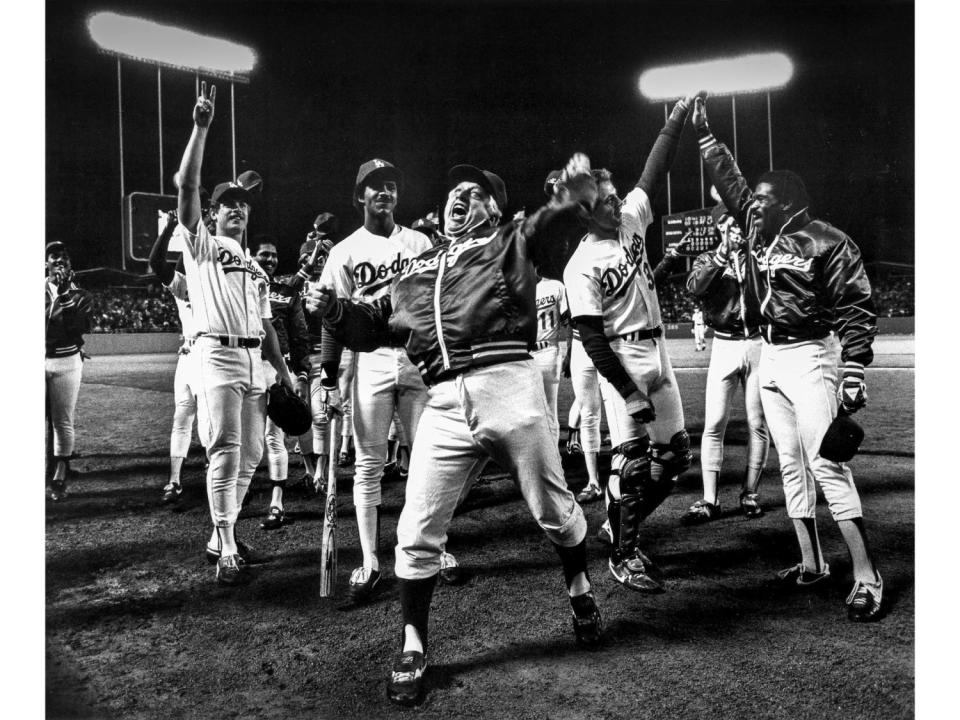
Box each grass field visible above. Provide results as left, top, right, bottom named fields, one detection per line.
left=45, top=336, right=915, bottom=719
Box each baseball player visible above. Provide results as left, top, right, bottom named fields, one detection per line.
left=253, top=236, right=313, bottom=530
left=691, top=306, right=706, bottom=351
left=696, top=96, right=883, bottom=621
left=45, top=241, right=93, bottom=501
left=533, top=268, right=569, bottom=441
left=175, top=82, right=297, bottom=586
left=306, top=153, right=602, bottom=706
left=149, top=211, right=201, bottom=505
left=680, top=204, right=769, bottom=524
left=316, top=158, right=441, bottom=602
left=563, top=96, right=694, bottom=594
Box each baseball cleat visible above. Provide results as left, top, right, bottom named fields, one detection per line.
left=576, top=484, right=602, bottom=504
left=609, top=551, right=665, bottom=594
left=438, top=551, right=465, bottom=586
left=596, top=520, right=613, bottom=546
left=161, top=482, right=182, bottom=504
left=216, top=554, right=251, bottom=586
left=386, top=650, right=427, bottom=706
left=739, top=491, right=764, bottom=518
left=260, top=506, right=285, bottom=530
left=46, top=480, right=67, bottom=502
left=570, top=591, right=603, bottom=647
left=205, top=538, right=257, bottom=565
left=776, top=562, right=831, bottom=588
left=680, top=499, right=720, bottom=525
left=846, top=571, right=883, bottom=622
left=348, top=566, right=382, bottom=602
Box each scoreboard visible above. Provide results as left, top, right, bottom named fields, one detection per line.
left=661, top=208, right=718, bottom=257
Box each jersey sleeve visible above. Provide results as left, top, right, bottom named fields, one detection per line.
left=620, top=187, right=654, bottom=239
left=165, top=271, right=189, bottom=301
left=557, top=281, right=569, bottom=319
left=563, top=254, right=603, bottom=319
left=318, top=242, right=355, bottom=300
left=176, top=220, right=216, bottom=261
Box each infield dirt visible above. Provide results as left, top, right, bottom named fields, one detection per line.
left=46, top=337, right=914, bottom=720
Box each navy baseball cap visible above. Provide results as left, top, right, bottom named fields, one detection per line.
left=543, top=170, right=562, bottom=197
left=211, top=181, right=253, bottom=206
left=354, top=159, right=404, bottom=207
left=448, top=165, right=508, bottom=212
left=45, top=241, right=67, bottom=256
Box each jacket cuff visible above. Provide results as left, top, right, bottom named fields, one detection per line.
left=616, top=379, right=639, bottom=399
left=697, top=129, right=718, bottom=152
left=323, top=300, right=343, bottom=326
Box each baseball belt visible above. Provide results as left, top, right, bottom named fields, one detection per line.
left=713, top=330, right=761, bottom=340
left=202, top=334, right=262, bottom=349
left=615, top=327, right=662, bottom=342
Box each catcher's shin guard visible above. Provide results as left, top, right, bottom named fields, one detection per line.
left=610, top=437, right=651, bottom=563
left=644, top=430, right=692, bottom=517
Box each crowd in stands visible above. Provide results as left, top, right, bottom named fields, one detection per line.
left=84, top=274, right=914, bottom=333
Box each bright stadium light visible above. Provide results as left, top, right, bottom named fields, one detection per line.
left=638, top=52, right=793, bottom=100
left=87, top=11, right=256, bottom=81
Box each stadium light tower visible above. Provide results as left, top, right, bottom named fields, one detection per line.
left=87, top=11, right=257, bottom=269
left=638, top=52, right=793, bottom=211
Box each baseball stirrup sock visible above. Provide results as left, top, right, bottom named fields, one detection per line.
left=398, top=575, right=438, bottom=654
left=554, top=539, right=590, bottom=591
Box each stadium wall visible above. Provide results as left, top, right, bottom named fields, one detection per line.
left=84, top=318, right=916, bottom=355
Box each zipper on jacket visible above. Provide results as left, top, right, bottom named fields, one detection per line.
left=433, top=249, right=451, bottom=369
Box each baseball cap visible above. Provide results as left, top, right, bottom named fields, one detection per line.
left=543, top=170, right=562, bottom=197
left=448, top=165, right=508, bottom=211
left=45, top=241, right=67, bottom=256
left=353, top=159, right=404, bottom=207
left=211, top=181, right=254, bottom=206
left=236, top=170, right=263, bottom=193
left=819, top=411, right=865, bottom=463
left=313, top=212, right=339, bottom=237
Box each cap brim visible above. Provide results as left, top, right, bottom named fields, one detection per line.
left=214, top=187, right=253, bottom=205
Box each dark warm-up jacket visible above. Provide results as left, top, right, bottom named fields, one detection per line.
left=45, top=281, right=94, bottom=358
left=699, top=131, right=877, bottom=366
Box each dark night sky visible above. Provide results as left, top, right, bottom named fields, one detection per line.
left=45, top=0, right=915, bottom=276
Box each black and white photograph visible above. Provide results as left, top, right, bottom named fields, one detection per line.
left=33, top=0, right=931, bottom=717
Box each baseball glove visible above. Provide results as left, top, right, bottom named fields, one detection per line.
left=266, top=382, right=312, bottom=436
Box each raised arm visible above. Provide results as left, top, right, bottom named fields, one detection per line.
left=177, top=82, right=216, bottom=233
left=149, top=211, right=180, bottom=284
left=520, top=153, right=597, bottom=248
left=636, top=96, right=693, bottom=199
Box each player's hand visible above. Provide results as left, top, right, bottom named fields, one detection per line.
left=512, top=208, right=526, bottom=223
left=839, top=362, right=868, bottom=413
left=624, top=389, right=656, bottom=424
left=193, top=81, right=216, bottom=129
left=669, top=94, right=696, bottom=122
left=295, top=376, right=309, bottom=402
left=54, top=268, right=74, bottom=294
left=280, top=374, right=296, bottom=396
left=692, top=96, right=709, bottom=132
left=558, top=152, right=597, bottom=215
left=305, top=284, right=336, bottom=317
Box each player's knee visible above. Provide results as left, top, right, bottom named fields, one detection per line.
left=614, top=436, right=651, bottom=494
left=651, top=429, right=692, bottom=481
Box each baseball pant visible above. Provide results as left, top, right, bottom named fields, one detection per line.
left=395, top=360, right=587, bottom=580
left=195, top=339, right=267, bottom=527
left=170, top=348, right=199, bottom=458
left=701, top=335, right=768, bottom=472
left=758, top=335, right=863, bottom=521
left=340, top=348, right=355, bottom=441
left=352, top=346, right=428, bottom=508
left=569, top=338, right=604, bottom=453
left=599, top=337, right=685, bottom=449
left=45, top=352, right=83, bottom=457
left=532, top=344, right=560, bottom=441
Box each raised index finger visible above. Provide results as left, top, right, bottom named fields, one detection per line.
left=209, top=84, right=216, bottom=104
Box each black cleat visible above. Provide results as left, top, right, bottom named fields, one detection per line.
left=216, top=554, right=251, bottom=586
left=570, top=591, right=603, bottom=647
left=609, top=550, right=665, bottom=594
left=206, top=538, right=257, bottom=565
left=386, top=650, right=426, bottom=706
left=260, top=506, right=285, bottom=530
left=348, top=567, right=382, bottom=602
left=438, top=552, right=465, bottom=586
left=739, top=491, right=764, bottom=518
left=47, top=480, right=67, bottom=502
left=162, top=482, right=182, bottom=504
left=680, top=500, right=720, bottom=525
left=846, top=572, right=883, bottom=622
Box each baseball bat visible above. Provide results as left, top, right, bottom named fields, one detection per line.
left=319, top=413, right=339, bottom=597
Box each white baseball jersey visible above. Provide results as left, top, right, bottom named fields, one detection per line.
left=166, top=271, right=198, bottom=340
left=535, top=278, right=568, bottom=346
left=563, top=187, right=662, bottom=336
left=319, top=225, right=432, bottom=303
left=177, top=221, right=271, bottom=337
